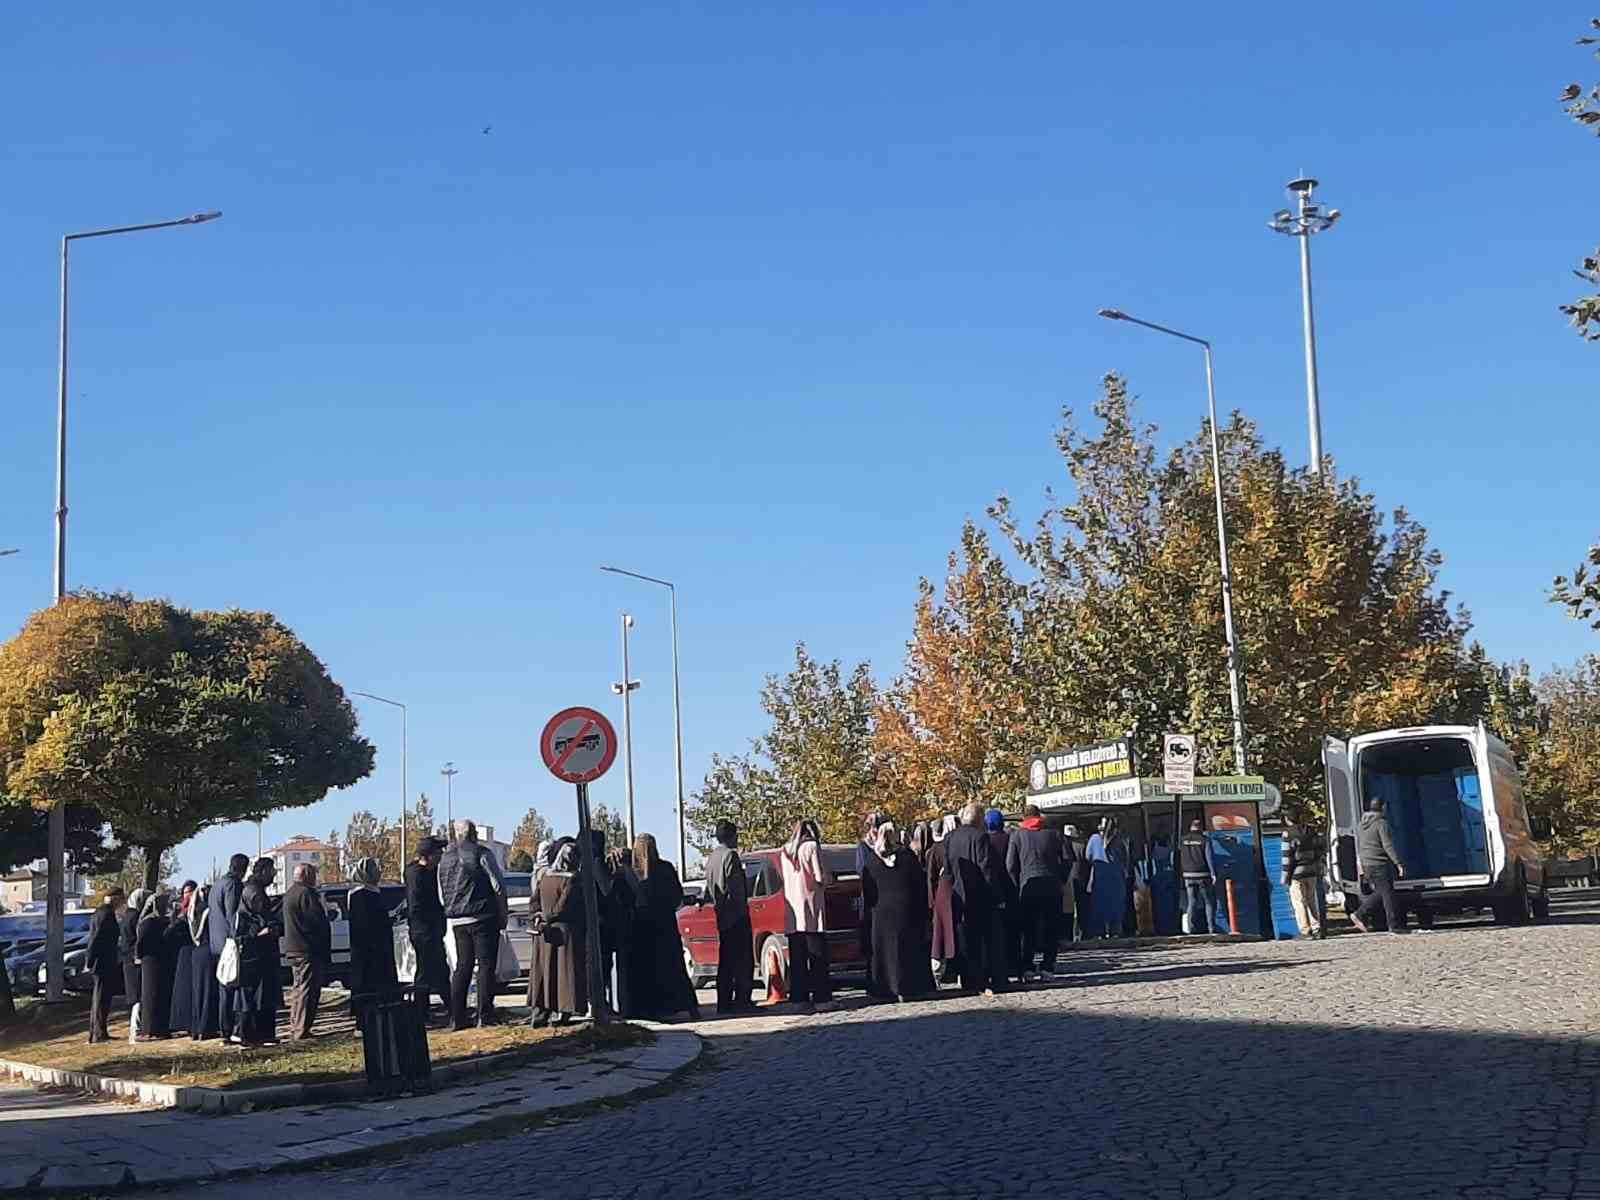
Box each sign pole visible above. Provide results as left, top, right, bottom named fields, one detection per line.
left=574, top=782, right=609, bottom=1026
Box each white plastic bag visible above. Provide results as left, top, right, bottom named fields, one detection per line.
left=215, top=938, right=240, bottom=986
left=128, top=1002, right=142, bottom=1044
left=495, top=931, right=519, bottom=983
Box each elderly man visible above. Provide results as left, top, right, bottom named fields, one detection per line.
left=438, top=820, right=507, bottom=1029
left=943, top=802, right=1009, bottom=997
left=282, top=863, right=330, bottom=1040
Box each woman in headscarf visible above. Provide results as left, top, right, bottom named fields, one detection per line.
left=926, top=816, right=958, bottom=983
left=134, top=891, right=174, bottom=1041
left=622, top=833, right=700, bottom=1021
left=187, top=882, right=220, bottom=1040
left=120, top=887, right=147, bottom=1031
left=347, top=857, right=399, bottom=1023
left=1085, top=817, right=1129, bottom=940
left=854, top=812, right=886, bottom=995
left=861, top=823, right=936, bottom=1002
left=166, top=881, right=200, bottom=1037
left=231, top=858, right=282, bottom=1046
left=985, top=808, right=1023, bottom=983
left=778, top=818, right=831, bottom=1007
left=530, top=842, right=586, bottom=1027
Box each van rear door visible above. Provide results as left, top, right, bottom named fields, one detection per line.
left=1324, top=737, right=1360, bottom=896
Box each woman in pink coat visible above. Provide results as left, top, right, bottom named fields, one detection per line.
left=778, top=819, right=832, bottom=1006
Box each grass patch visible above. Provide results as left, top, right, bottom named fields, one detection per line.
left=0, top=994, right=647, bottom=1091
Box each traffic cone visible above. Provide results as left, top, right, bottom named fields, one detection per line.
left=760, top=940, right=787, bottom=1006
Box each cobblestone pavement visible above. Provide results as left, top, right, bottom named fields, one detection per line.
left=157, top=893, right=1600, bottom=1200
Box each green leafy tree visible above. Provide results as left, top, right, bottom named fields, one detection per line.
left=989, top=373, right=1485, bottom=820
left=321, top=831, right=347, bottom=885
left=511, top=806, right=554, bottom=864
left=1559, top=19, right=1600, bottom=338
left=1553, top=542, right=1600, bottom=629
left=344, top=810, right=398, bottom=880
left=409, top=792, right=439, bottom=856
left=91, top=847, right=176, bottom=900
left=0, top=594, right=375, bottom=890
left=507, top=847, right=535, bottom=872
left=590, top=802, right=631, bottom=854
left=689, top=644, right=879, bottom=847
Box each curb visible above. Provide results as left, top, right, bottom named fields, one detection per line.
left=1, top=1031, right=702, bottom=1195
left=0, top=1041, right=578, bottom=1114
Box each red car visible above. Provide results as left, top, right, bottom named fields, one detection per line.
left=677, top=844, right=863, bottom=994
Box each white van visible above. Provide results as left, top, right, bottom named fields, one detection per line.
left=1323, top=723, right=1549, bottom=924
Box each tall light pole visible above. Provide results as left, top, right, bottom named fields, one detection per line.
left=353, top=692, right=408, bottom=876
left=441, top=762, right=459, bottom=833
left=600, top=566, right=688, bottom=872
left=1269, top=177, right=1340, bottom=477
left=46, top=209, right=222, bottom=1002
left=609, top=614, right=642, bottom=843
left=1096, top=308, right=1248, bottom=775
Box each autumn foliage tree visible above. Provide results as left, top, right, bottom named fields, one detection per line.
left=1559, top=18, right=1600, bottom=339
left=688, top=644, right=879, bottom=848
left=0, top=594, right=375, bottom=890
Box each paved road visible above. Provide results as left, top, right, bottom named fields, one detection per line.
left=156, top=894, right=1600, bottom=1200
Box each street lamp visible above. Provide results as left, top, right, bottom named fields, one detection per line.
left=599, top=566, right=688, bottom=873
left=352, top=692, right=408, bottom=875
left=1269, top=177, right=1340, bottom=477
left=45, top=209, right=222, bottom=1002
left=1096, top=308, right=1248, bottom=775
left=609, top=614, right=642, bottom=843
left=441, top=762, right=459, bottom=833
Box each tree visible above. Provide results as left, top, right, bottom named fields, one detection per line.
left=0, top=594, right=375, bottom=891
left=344, top=810, right=398, bottom=880
left=0, top=803, right=119, bottom=878
left=875, top=524, right=1033, bottom=820
left=1553, top=542, right=1600, bottom=629
left=321, top=830, right=347, bottom=885
left=591, top=803, right=631, bottom=854
left=688, top=644, right=880, bottom=848
left=988, top=374, right=1485, bottom=820
left=1559, top=19, right=1600, bottom=339
left=511, top=806, right=554, bottom=863
left=507, top=848, right=535, bottom=872
left=91, top=847, right=176, bottom=899
left=410, top=792, right=440, bottom=856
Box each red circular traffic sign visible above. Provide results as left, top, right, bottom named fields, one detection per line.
left=540, top=706, right=618, bottom=784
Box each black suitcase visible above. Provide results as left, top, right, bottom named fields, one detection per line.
left=359, top=990, right=432, bottom=1096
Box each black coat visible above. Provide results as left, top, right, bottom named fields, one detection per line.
left=85, top=902, right=122, bottom=982
left=1007, top=825, right=1070, bottom=889
left=862, top=850, right=936, bottom=999
left=404, top=861, right=445, bottom=942
left=623, top=861, right=697, bottom=1019
left=208, top=874, right=243, bottom=957
left=347, top=887, right=399, bottom=999
left=944, top=824, right=1007, bottom=913
left=281, top=882, right=331, bottom=961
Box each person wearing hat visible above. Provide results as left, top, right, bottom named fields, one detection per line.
left=405, top=835, right=451, bottom=1022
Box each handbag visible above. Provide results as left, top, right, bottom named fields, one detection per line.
left=542, top=922, right=567, bottom=948
left=215, top=937, right=241, bottom=986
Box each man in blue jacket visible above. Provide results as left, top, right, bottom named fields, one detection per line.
left=207, top=854, right=249, bottom=1040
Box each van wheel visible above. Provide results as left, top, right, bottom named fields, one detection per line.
left=1494, top=868, right=1532, bottom=926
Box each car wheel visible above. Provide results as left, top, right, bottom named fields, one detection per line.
left=1494, top=867, right=1531, bottom=925
left=1532, top=886, right=1551, bottom=922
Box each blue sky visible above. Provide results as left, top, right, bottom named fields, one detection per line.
left=1, top=3, right=1594, bottom=881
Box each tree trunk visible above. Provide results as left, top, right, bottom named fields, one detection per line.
left=143, top=846, right=167, bottom=893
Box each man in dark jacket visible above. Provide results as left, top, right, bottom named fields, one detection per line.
left=1007, top=805, right=1070, bottom=979
left=1064, top=825, right=1090, bottom=941
left=207, top=854, right=249, bottom=1037
left=438, top=821, right=506, bottom=1029
left=1179, top=819, right=1217, bottom=935
left=1351, top=798, right=1407, bottom=934
left=944, top=803, right=1009, bottom=996
left=85, top=889, right=126, bottom=1043
left=281, top=863, right=331, bottom=1040
left=1281, top=823, right=1327, bottom=939
left=703, top=820, right=753, bottom=1014
left=405, top=836, right=450, bottom=1022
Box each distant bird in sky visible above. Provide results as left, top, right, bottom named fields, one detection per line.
left=482, top=124, right=493, bottom=135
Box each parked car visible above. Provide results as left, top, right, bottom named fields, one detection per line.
left=676, top=844, right=863, bottom=993
left=1324, top=723, right=1550, bottom=924
left=2, top=911, right=94, bottom=996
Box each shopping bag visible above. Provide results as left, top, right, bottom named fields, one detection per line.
left=215, top=938, right=241, bottom=986
left=395, top=928, right=417, bottom=984
left=128, top=1002, right=142, bottom=1043
left=495, top=930, right=520, bottom=983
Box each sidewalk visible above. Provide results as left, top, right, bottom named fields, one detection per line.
left=0, top=1029, right=700, bottom=1195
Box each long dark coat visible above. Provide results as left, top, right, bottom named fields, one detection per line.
left=531, top=873, right=587, bottom=1016
left=863, top=850, right=937, bottom=1000
left=347, top=887, right=400, bottom=1017
left=136, top=916, right=172, bottom=1037
left=622, top=861, right=697, bottom=1020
